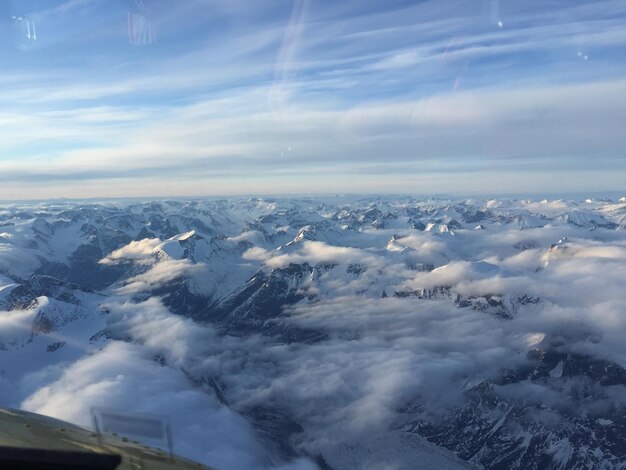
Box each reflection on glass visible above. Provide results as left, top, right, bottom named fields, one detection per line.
left=11, top=15, right=37, bottom=50
left=91, top=408, right=174, bottom=457
left=127, top=0, right=157, bottom=46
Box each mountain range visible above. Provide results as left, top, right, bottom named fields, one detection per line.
left=1, top=196, right=625, bottom=469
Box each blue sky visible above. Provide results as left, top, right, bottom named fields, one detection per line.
left=0, top=0, right=625, bottom=199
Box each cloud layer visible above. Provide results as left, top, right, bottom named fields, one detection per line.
left=1, top=197, right=624, bottom=468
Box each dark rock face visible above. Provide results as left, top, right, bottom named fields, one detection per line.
left=209, top=263, right=327, bottom=342
left=246, top=406, right=306, bottom=461
left=408, top=348, right=626, bottom=470
left=134, top=277, right=214, bottom=321
left=0, top=275, right=86, bottom=310
left=36, top=236, right=130, bottom=291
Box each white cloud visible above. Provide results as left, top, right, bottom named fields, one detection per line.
left=0, top=307, right=38, bottom=349
left=115, top=259, right=207, bottom=295
left=244, top=241, right=382, bottom=269
left=21, top=341, right=274, bottom=470
left=100, top=238, right=162, bottom=265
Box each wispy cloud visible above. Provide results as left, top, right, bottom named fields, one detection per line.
left=1, top=0, right=625, bottom=198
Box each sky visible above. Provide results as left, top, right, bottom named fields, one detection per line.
left=0, top=0, right=625, bottom=199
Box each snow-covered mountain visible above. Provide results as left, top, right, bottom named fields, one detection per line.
left=1, top=196, right=625, bottom=469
